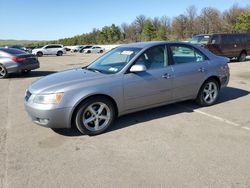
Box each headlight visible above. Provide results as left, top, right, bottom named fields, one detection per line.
left=33, top=93, right=64, bottom=104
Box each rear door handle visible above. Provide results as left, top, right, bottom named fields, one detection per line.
left=162, top=73, right=172, bottom=79
left=198, top=67, right=205, bottom=72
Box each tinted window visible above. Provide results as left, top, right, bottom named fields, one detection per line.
left=0, top=48, right=26, bottom=55
left=211, top=35, right=220, bottom=44
left=170, top=45, right=205, bottom=64
left=190, top=35, right=210, bottom=44
left=135, top=45, right=168, bottom=70
left=45, top=45, right=61, bottom=49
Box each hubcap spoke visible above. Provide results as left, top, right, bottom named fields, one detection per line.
left=97, top=104, right=105, bottom=115
left=94, top=119, right=99, bottom=130
left=87, top=106, right=97, bottom=115
left=99, top=115, right=109, bottom=120
left=204, top=94, right=210, bottom=101
left=84, top=116, right=95, bottom=124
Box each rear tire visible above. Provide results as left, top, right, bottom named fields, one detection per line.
left=37, top=52, right=43, bottom=57
left=238, top=51, right=247, bottom=62
left=57, top=51, right=63, bottom=56
left=100, top=50, right=103, bottom=53
left=75, top=97, right=115, bottom=136
left=195, top=79, right=219, bottom=106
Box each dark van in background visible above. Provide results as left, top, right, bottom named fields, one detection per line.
left=190, top=33, right=250, bottom=62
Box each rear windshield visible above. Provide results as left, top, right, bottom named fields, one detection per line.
left=190, top=35, right=210, bottom=45
left=0, top=48, right=27, bottom=55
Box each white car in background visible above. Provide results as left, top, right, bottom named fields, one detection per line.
left=83, top=46, right=104, bottom=54
left=32, top=44, right=66, bottom=57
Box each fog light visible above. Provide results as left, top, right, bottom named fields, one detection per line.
left=36, top=118, right=49, bottom=125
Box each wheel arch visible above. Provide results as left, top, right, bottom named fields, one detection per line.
left=205, top=76, right=221, bottom=89
left=69, top=94, right=119, bottom=128
left=240, top=49, right=247, bottom=56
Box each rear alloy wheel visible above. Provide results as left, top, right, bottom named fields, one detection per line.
left=37, top=52, right=43, bottom=57
left=196, top=79, right=219, bottom=106
left=0, top=64, right=8, bottom=79
left=75, top=97, right=115, bottom=136
left=57, top=51, right=63, bottom=56
left=238, top=51, right=247, bottom=62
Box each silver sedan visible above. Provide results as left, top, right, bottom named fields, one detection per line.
left=24, top=41, right=230, bottom=135
left=0, top=47, right=39, bottom=78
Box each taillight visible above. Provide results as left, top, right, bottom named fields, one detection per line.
left=12, top=57, right=26, bottom=62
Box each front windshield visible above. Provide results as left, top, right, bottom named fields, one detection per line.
left=190, top=35, right=210, bottom=44
left=87, top=47, right=142, bottom=74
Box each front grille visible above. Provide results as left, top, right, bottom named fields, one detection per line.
left=25, top=90, right=32, bottom=101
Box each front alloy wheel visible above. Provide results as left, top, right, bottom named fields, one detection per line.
left=196, top=79, right=219, bottom=106
left=75, top=97, right=115, bottom=135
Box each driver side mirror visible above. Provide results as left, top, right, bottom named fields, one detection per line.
left=130, top=64, right=147, bottom=73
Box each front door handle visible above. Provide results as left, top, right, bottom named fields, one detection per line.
left=162, top=73, right=172, bottom=79
left=198, top=67, right=205, bottom=72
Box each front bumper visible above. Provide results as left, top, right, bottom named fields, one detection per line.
left=24, top=99, right=72, bottom=129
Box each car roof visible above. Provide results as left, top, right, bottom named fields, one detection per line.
left=0, top=47, right=27, bottom=55
left=120, top=41, right=194, bottom=49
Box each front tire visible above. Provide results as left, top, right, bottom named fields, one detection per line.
left=0, top=64, right=8, bottom=79
left=196, top=79, right=219, bottom=106
left=75, top=97, right=115, bottom=136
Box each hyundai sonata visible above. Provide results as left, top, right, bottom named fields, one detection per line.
left=24, top=42, right=230, bottom=135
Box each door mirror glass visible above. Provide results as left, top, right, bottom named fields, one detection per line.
left=130, top=65, right=147, bottom=72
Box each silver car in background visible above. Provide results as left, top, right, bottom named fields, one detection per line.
left=24, top=41, right=230, bottom=135
left=0, top=47, right=40, bottom=78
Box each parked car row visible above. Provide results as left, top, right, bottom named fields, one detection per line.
left=190, top=33, right=250, bottom=62
left=70, top=45, right=105, bottom=53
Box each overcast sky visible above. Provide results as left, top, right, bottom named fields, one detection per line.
left=0, top=0, right=249, bottom=40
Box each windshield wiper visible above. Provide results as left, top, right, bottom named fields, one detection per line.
left=85, top=67, right=101, bottom=73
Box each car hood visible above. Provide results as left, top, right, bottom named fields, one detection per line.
left=28, top=68, right=108, bottom=94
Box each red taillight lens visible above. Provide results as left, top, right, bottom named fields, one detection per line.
left=12, top=57, right=26, bottom=62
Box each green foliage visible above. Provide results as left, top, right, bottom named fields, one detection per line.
left=142, top=20, right=156, bottom=41
left=234, top=12, right=250, bottom=32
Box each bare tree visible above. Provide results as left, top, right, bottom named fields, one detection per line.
left=172, top=14, right=188, bottom=39
left=186, top=5, right=197, bottom=37
left=134, top=15, right=147, bottom=41
left=197, top=7, right=223, bottom=34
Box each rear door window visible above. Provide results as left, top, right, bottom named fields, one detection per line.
left=170, top=45, right=206, bottom=64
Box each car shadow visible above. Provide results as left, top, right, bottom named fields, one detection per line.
left=53, top=86, right=249, bottom=137
left=8, top=71, right=57, bottom=78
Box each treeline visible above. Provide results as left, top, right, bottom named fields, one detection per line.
left=2, top=4, right=250, bottom=47
left=56, top=4, right=249, bottom=45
